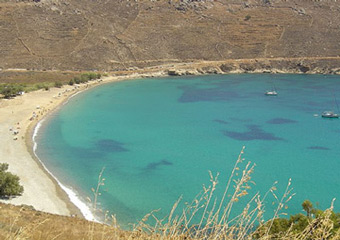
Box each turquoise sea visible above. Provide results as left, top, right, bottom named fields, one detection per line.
left=35, top=74, right=340, bottom=228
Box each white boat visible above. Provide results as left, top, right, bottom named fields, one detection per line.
left=265, top=90, right=278, bottom=96
left=322, top=92, right=340, bottom=118
left=321, top=111, right=339, bottom=118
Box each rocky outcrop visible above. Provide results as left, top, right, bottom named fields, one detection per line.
left=168, top=68, right=200, bottom=76
left=166, top=58, right=340, bottom=77
left=171, top=0, right=214, bottom=12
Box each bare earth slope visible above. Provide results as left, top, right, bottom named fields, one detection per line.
left=1, top=0, right=340, bottom=71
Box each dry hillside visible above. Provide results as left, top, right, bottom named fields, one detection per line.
left=0, top=202, right=132, bottom=239
left=0, top=0, right=340, bottom=71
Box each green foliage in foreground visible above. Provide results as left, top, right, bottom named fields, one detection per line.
left=0, top=163, right=24, bottom=198
left=124, top=147, right=340, bottom=239
left=256, top=200, right=340, bottom=239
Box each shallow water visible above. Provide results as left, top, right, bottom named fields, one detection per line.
left=36, top=74, right=340, bottom=228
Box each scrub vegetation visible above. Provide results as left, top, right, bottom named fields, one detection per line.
left=0, top=163, right=23, bottom=198
left=68, top=73, right=102, bottom=86
left=0, top=72, right=102, bottom=98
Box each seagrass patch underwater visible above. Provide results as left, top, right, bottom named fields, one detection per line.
left=35, top=74, right=340, bottom=228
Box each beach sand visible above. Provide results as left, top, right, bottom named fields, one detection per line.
left=0, top=71, right=166, bottom=218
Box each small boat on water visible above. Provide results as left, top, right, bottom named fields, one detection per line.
left=265, top=90, right=278, bottom=96
left=321, top=111, right=339, bottom=118
left=322, top=92, right=340, bottom=118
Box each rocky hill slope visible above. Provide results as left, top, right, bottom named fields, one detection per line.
left=0, top=0, right=340, bottom=71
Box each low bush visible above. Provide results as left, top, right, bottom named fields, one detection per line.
left=69, top=72, right=101, bottom=85
left=0, top=163, right=24, bottom=198
left=0, top=84, right=24, bottom=98
left=54, top=81, right=63, bottom=88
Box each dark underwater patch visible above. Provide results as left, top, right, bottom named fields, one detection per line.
left=229, top=117, right=253, bottom=123
left=266, top=118, right=298, bottom=124
left=96, top=139, right=128, bottom=152
left=223, top=124, right=284, bottom=141
left=144, top=160, right=173, bottom=171
left=214, top=119, right=229, bottom=125
left=308, top=146, right=330, bottom=151
left=178, top=86, right=239, bottom=103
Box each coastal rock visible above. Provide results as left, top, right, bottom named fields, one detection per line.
left=166, top=58, right=340, bottom=76
left=168, top=69, right=183, bottom=76
left=185, top=69, right=199, bottom=75
left=200, top=66, right=223, bottom=74
left=239, top=63, right=257, bottom=72
left=168, top=68, right=202, bottom=76
left=297, top=63, right=310, bottom=73
left=330, top=68, right=340, bottom=74
left=220, top=64, right=236, bottom=73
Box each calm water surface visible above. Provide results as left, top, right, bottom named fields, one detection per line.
left=36, top=74, right=340, bottom=227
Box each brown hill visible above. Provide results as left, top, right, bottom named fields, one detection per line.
left=1, top=0, right=340, bottom=72
left=0, top=202, right=134, bottom=239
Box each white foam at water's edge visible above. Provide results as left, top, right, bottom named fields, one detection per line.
left=32, top=119, right=44, bottom=152
left=32, top=118, right=98, bottom=222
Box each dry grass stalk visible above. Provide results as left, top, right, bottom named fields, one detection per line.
left=132, top=147, right=270, bottom=239
left=1, top=148, right=338, bottom=239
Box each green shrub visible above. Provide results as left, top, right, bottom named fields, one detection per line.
left=84, top=73, right=100, bottom=80
left=54, top=82, right=63, bottom=88
left=73, top=77, right=81, bottom=84
left=32, top=83, right=51, bottom=91
left=0, top=163, right=24, bottom=198
left=69, top=73, right=101, bottom=85
left=255, top=200, right=340, bottom=238
left=0, top=84, right=24, bottom=99
left=81, top=73, right=101, bottom=81
left=80, top=74, right=89, bottom=83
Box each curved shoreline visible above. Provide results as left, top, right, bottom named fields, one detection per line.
left=31, top=111, right=96, bottom=221
left=0, top=64, right=338, bottom=220
left=0, top=71, right=166, bottom=219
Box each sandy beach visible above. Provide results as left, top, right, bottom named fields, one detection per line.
left=0, top=71, right=166, bottom=218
